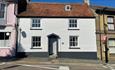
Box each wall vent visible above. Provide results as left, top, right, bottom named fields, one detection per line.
left=65, top=5, right=72, bottom=11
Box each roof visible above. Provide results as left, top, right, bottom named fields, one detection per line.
left=91, top=5, right=115, bottom=12
left=17, top=2, right=94, bottom=17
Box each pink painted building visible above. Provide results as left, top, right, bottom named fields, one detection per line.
left=0, top=0, right=16, bottom=57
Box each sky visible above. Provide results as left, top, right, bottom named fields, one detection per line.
left=32, top=0, right=115, bottom=8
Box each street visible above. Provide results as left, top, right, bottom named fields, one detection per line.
left=0, top=61, right=114, bottom=70
left=0, top=62, right=69, bottom=70
left=0, top=58, right=115, bottom=70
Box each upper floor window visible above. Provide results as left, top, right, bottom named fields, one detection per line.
left=107, top=16, right=115, bottom=30
left=69, top=19, right=77, bottom=29
left=0, top=3, right=6, bottom=19
left=69, top=36, right=79, bottom=49
left=31, top=18, right=41, bottom=29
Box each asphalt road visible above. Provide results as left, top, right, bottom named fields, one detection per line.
left=0, top=62, right=69, bottom=70
left=0, top=58, right=115, bottom=70
left=0, top=62, right=113, bottom=70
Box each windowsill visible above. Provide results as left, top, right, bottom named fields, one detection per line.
left=69, top=47, right=80, bottom=49
left=108, top=29, right=115, bottom=31
left=31, top=47, right=42, bottom=49
left=68, top=28, right=80, bottom=30
left=30, top=28, right=42, bottom=30
left=0, top=47, right=10, bottom=48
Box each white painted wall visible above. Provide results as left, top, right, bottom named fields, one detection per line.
left=18, top=18, right=97, bottom=53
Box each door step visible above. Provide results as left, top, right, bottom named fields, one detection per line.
left=49, top=55, right=57, bottom=59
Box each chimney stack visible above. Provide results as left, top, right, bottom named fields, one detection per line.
left=83, top=0, right=90, bottom=5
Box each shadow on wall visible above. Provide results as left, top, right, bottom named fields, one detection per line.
left=16, top=30, right=27, bottom=58
left=0, top=26, right=6, bottom=29
left=16, top=42, right=27, bottom=58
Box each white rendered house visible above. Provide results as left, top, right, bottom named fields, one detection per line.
left=17, top=1, right=97, bottom=59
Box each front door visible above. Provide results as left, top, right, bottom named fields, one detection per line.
left=49, top=37, right=58, bottom=57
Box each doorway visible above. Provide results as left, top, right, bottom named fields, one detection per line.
left=48, top=33, right=59, bottom=57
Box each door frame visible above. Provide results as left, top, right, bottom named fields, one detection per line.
left=47, top=33, right=60, bottom=57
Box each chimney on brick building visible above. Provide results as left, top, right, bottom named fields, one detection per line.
left=83, top=0, right=90, bottom=5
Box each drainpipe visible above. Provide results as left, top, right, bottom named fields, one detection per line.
left=98, top=14, right=103, bottom=61
left=102, top=7, right=108, bottom=63
left=14, top=1, right=18, bottom=58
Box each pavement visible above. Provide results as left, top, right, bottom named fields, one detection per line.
left=0, top=57, right=115, bottom=70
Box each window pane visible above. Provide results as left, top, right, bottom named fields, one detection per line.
left=32, top=24, right=34, bottom=27
left=108, top=17, right=114, bottom=23
left=75, top=23, right=77, bottom=27
left=69, top=20, right=72, bottom=23
left=32, top=42, right=36, bottom=46
left=108, top=24, right=114, bottom=30
left=69, top=24, right=71, bottom=27
left=0, top=3, right=5, bottom=18
left=0, top=32, right=4, bottom=40
left=73, top=42, right=75, bottom=46
left=75, top=20, right=77, bottom=23
left=109, top=39, right=115, bottom=46
left=73, top=37, right=75, bottom=41
left=70, top=37, right=72, bottom=41
left=70, top=42, right=73, bottom=46
left=38, top=42, right=41, bottom=46
left=5, top=35, right=10, bottom=40
left=75, top=37, right=78, bottom=41
left=32, top=37, right=35, bottom=41
left=75, top=42, right=78, bottom=46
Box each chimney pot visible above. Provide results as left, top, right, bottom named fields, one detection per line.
left=83, top=0, right=90, bottom=5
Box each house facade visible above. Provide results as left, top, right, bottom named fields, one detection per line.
left=0, top=0, right=16, bottom=57
left=17, top=1, right=97, bottom=59
left=91, top=6, right=115, bottom=62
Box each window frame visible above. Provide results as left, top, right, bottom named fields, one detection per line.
left=31, top=18, right=41, bottom=30
left=108, top=38, right=115, bottom=54
left=68, top=19, right=78, bottom=30
left=107, top=16, right=115, bottom=31
left=69, top=36, right=79, bottom=49
left=31, top=36, right=42, bottom=49
left=108, top=38, right=115, bottom=47
left=0, top=32, right=11, bottom=48
left=0, top=2, right=7, bottom=20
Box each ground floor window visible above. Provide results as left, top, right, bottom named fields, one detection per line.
left=31, top=36, right=41, bottom=48
left=0, top=32, right=10, bottom=47
left=108, top=38, right=115, bottom=53
left=69, top=36, right=78, bottom=49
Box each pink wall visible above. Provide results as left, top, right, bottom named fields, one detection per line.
left=7, top=4, right=16, bottom=26
left=0, top=3, right=16, bottom=57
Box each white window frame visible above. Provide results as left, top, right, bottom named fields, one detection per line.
left=68, top=19, right=78, bottom=29
left=69, top=36, right=79, bottom=49
left=0, top=32, right=10, bottom=48
left=107, top=16, right=115, bottom=30
left=31, top=36, right=41, bottom=49
left=31, top=18, right=41, bottom=29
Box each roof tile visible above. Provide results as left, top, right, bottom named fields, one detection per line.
left=18, top=2, right=94, bottom=17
